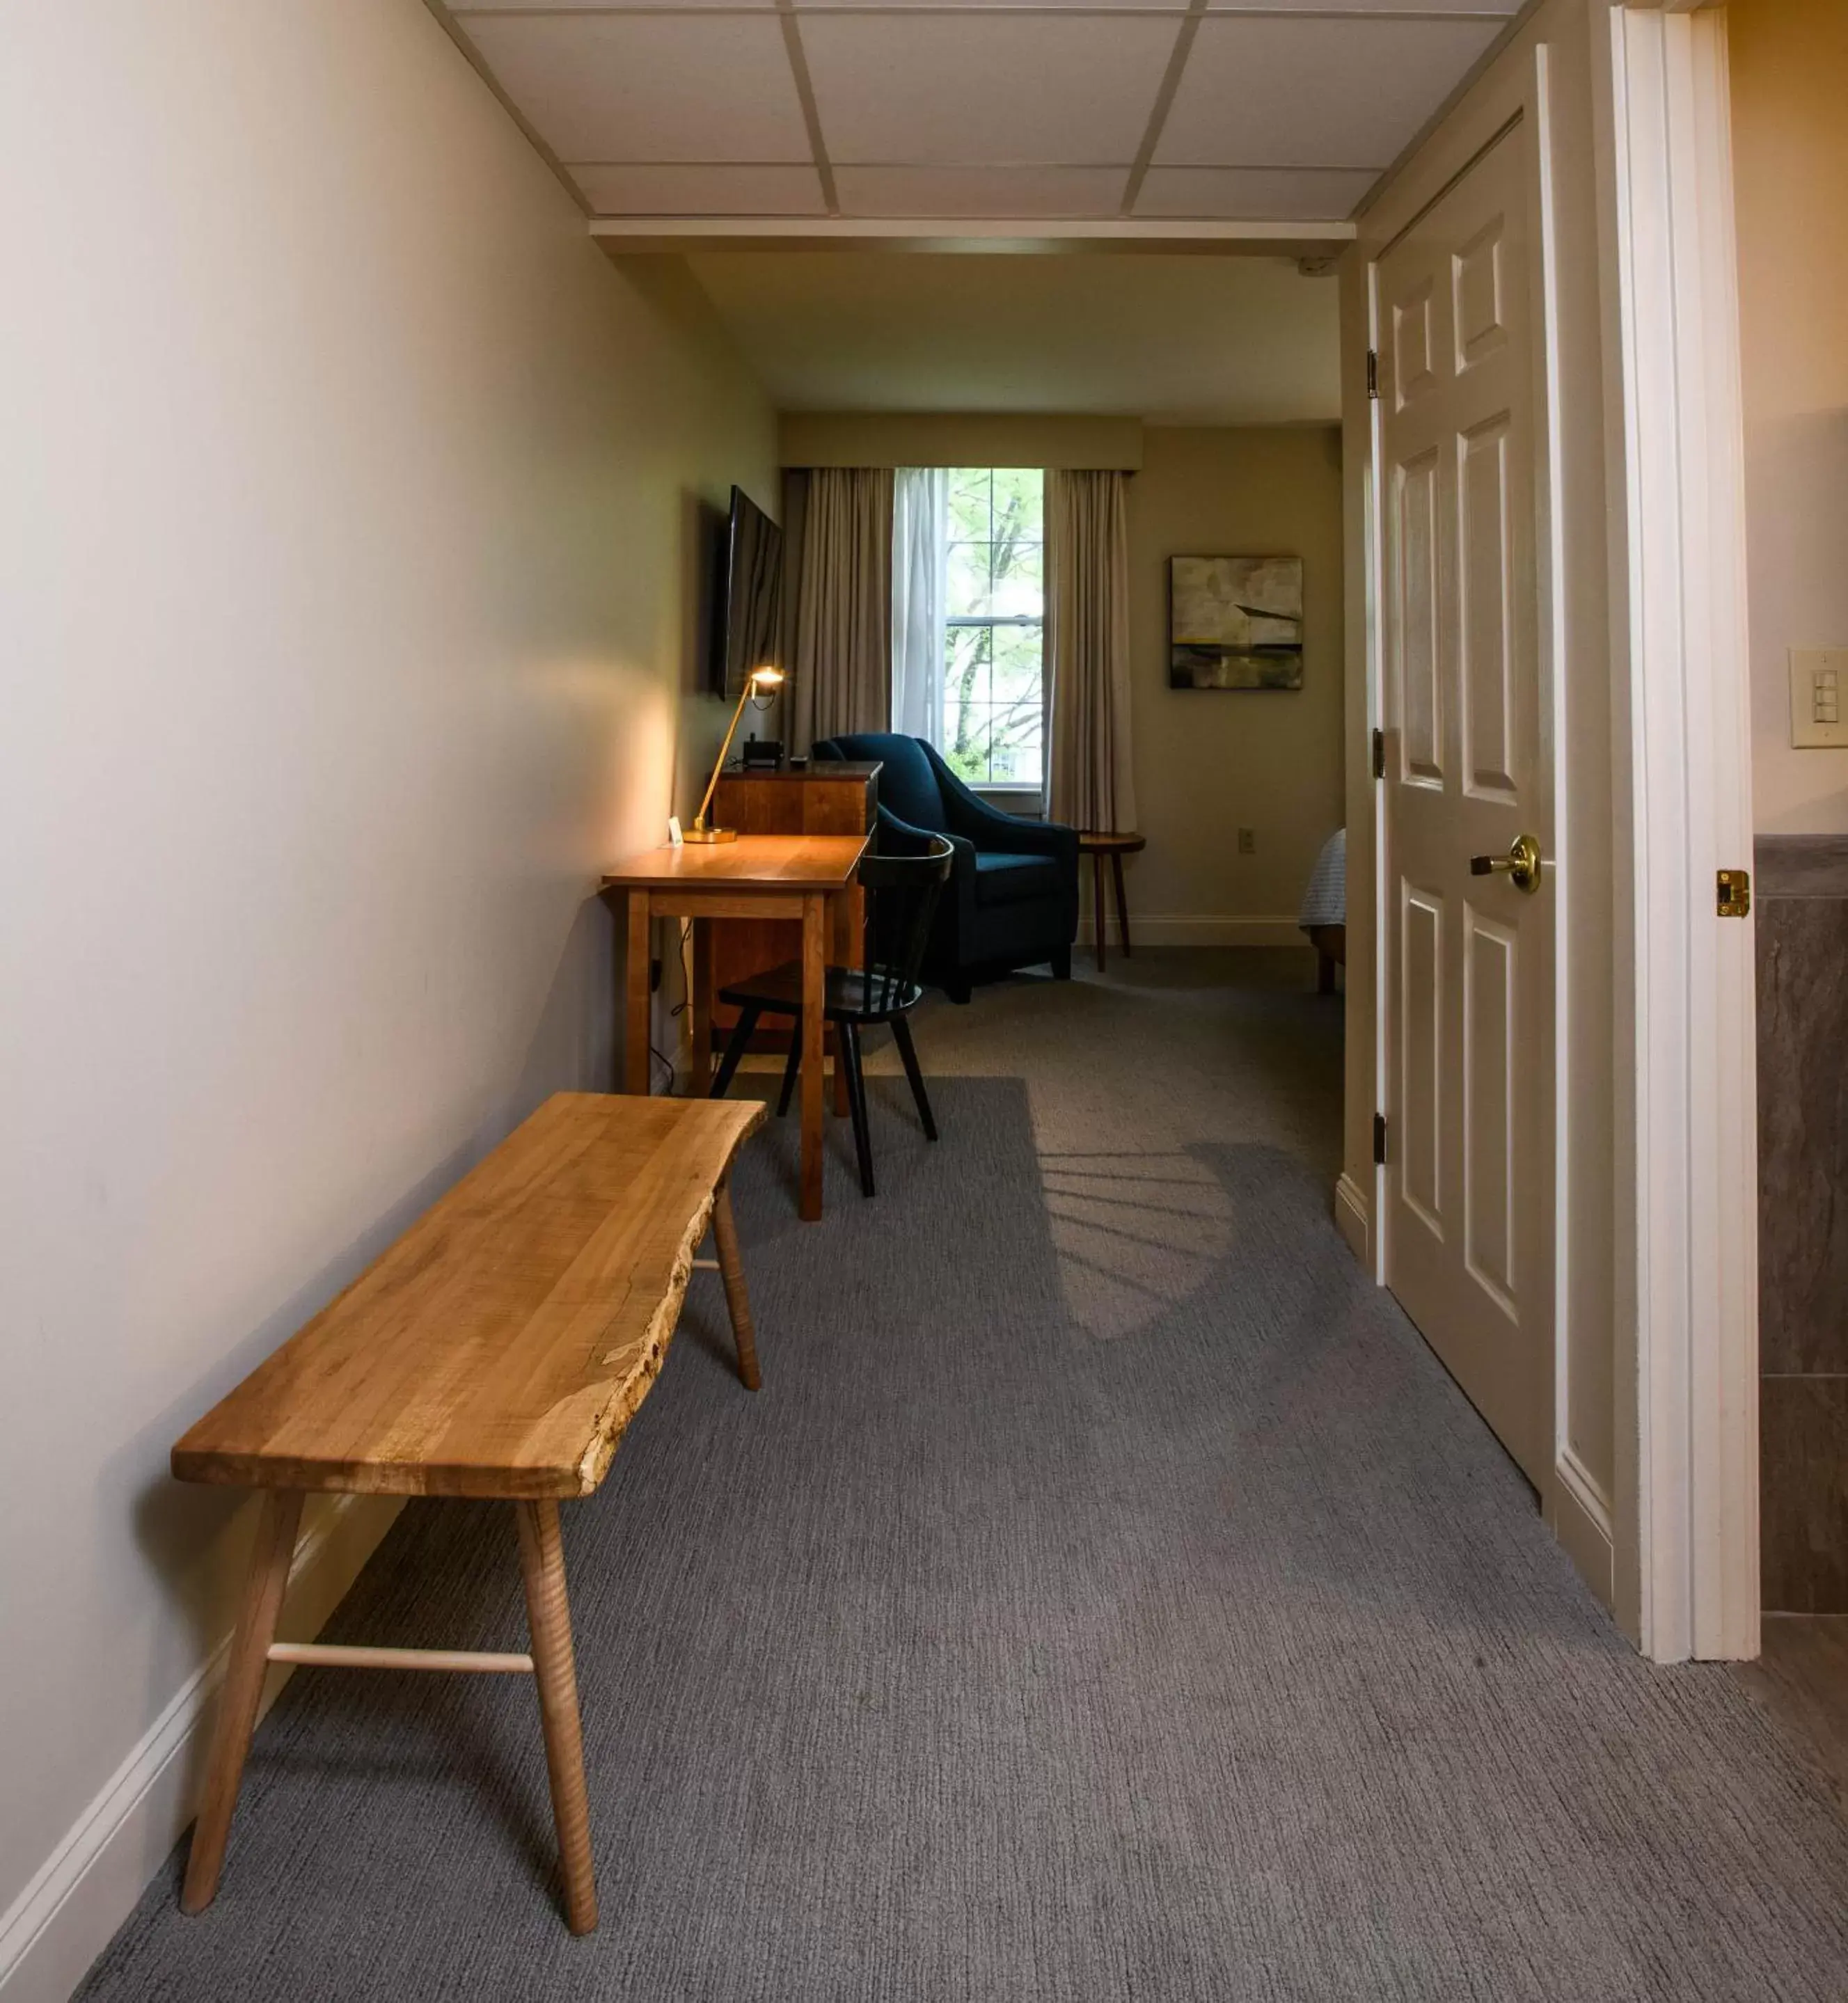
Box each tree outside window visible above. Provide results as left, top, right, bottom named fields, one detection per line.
left=944, top=468, right=1044, bottom=788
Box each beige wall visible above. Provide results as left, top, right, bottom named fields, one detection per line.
left=0, top=0, right=772, bottom=1979
left=1126, top=427, right=1344, bottom=938
left=782, top=412, right=1143, bottom=471
left=1731, top=0, right=1848, bottom=833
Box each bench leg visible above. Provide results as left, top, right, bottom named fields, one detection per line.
left=515, top=1500, right=597, bottom=1936
left=182, top=1489, right=303, bottom=1913
left=711, top=1179, right=761, bottom=1390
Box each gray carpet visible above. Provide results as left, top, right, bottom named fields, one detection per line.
left=80, top=958, right=1848, bottom=2000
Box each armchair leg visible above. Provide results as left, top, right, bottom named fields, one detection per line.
left=1051, top=947, right=1072, bottom=981
left=943, top=979, right=972, bottom=1005
left=710, top=1005, right=760, bottom=1099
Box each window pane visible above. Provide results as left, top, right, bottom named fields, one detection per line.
left=988, top=541, right=1042, bottom=618
left=931, top=473, right=1045, bottom=787
left=990, top=466, right=1043, bottom=539
left=948, top=468, right=992, bottom=543
left=947, top=541, right=993, bottom=619
left=990, top=622, right=1043, bottom=702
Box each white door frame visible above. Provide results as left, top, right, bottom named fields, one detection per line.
left=1343, top=0, right=1757, bottom=1663
left=1595, top=0, right=1758, bottom=1663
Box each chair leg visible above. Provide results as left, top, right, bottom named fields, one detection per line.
left=710, top=1004, right=760, bottom=1099
left=775, top=1022, right=802, bottom=1117
left=840, top=1020, right=875, bottom=1197
left=943, top=978, right=972, bottom=1005
left=1050, top=947, right=1072, bottom=981
left=890, top=1016, right=938, bottom=1141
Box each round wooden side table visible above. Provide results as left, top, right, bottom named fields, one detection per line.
left=1077, top=831, right=1146, bottom=973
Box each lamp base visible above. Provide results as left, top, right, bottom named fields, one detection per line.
left=682, top=825, right=737, bottom=844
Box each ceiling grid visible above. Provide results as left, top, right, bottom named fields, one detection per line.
left=436, top=0, right=1522, bottom=227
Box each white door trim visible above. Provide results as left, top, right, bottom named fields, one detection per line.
left=1345, top=0, right=1758, bottom=1662
left=1595, top=0, right=1758, bottom=1663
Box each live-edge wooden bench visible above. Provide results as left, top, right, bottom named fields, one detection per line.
left=169, top=1091, right=768, bottom=1936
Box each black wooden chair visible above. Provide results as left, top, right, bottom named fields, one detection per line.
left=710, top=834, right=955, bottom=1197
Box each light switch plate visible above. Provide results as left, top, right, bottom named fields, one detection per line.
left=1790, top=649, right=1848, bottom=748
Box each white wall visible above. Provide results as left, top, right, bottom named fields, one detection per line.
left=0, top=2, right=773, bottom=1989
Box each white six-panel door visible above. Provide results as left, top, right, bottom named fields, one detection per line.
left=1378, top=121, right=1555, bottom=1487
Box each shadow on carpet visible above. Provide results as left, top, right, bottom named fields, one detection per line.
left=80, top=1079, right=1848, bottom=2002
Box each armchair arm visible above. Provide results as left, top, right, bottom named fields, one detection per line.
left=918, top=741, right=1077, bottom=862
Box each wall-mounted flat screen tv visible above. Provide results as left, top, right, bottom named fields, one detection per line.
left=711, top=485, right=782, bottom=698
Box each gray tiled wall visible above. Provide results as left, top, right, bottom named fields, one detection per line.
left=1756, top=836, right=1848, bottom=1612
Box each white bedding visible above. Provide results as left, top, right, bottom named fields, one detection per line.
left=1298, top=828, right=1346, bottom=932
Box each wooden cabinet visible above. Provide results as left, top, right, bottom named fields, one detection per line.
left=706, top=761, right=880, bottom=1036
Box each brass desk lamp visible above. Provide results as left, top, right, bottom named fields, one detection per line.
left=686, top=665, right=784, bottom=844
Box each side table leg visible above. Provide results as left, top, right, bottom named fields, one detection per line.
left=1112, top=849, right=1132, bottom=958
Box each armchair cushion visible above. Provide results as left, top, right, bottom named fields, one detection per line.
left=972, top=851, right=1063, bottom=908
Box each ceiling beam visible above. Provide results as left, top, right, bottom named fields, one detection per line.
left=589, top=216, right=1357, bottom=257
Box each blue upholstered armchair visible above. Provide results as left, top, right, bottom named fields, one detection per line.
left=813, top=733, right=1078, bottom=1002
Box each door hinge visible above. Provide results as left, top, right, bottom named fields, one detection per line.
left=1366, top=350, right=1380, bottom=400
left=1371, top=727, right=1385, bottom=780
left=1373, top=1112, right=1388, bottom=1166
left=1717, top=868, right=1751, bottom=917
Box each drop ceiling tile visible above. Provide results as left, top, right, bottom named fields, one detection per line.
left=801, top=0, right=1181, bottom=8
left=1156, top=15, right=1505, bottom=170
left=1204, top=0, right=1517, bottom=11
left=573, top=164, right=828, bottom=216
left=835, top=165, right=1128, bottom=218
left=453, top=14, right=811, bottom=163
left=800, top=14, right=1180, bottom=167
left=452, top=0, right=771, bottom=8
left=1135, top=165, right=1378, bottom=220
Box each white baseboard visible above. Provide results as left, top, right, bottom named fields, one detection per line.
left=1074, top=915, right=1307, bottom=949
left=1333, top=1172, right=1371, bottom=1267
left=0, top=1494, right=402, bottom=2003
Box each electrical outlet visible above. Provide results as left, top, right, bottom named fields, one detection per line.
left=1237, top=826, right=1256, bottom=855
left=1790, top=648, right=1848, bottom=748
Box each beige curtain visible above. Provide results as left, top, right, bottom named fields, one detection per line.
left=1047, top=468, right=1137, bottom=833
left=788, top=466, right=895, bottom=752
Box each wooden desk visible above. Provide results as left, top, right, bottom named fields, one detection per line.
left=602, top=834, right=869, bottom=1222
left=708, top=761, right=880, bottom=1040
left=169, top=1091, right=767, bottom=1935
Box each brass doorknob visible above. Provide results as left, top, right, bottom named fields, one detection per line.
left=1469, top=832, right=1544, bottom=894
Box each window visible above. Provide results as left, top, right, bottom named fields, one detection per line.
left=944, top=468, right=1044, bottom=789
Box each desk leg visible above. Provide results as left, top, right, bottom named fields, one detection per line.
left=625, top=891, right=651, bottom=1095
left=181, top=1489, right=304, bottom=1914
left=800, top=894, right=826, bottom=1221
left=514, top=1500, right=597, bottom=1935
left=690, top=917, right=713, bottom=1099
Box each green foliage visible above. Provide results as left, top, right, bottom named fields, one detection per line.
left=941, top=469, right=1045, bottom=788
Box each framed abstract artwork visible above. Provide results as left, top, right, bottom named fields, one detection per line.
left=1168, top=555, right=1304, bottom=690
